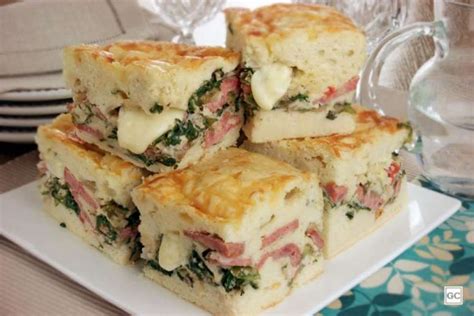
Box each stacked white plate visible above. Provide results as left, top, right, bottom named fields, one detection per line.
left=0, top=88, right=70, bottom=143
left=0, top=0, right=171, bottom=144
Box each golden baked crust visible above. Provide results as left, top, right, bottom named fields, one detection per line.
left=225, top=4, right=366, bottom=110
left=280, top=106, right=409, bottom=157
left=67, top=41, right=240, bottom=70
left=37, top=114, right=140, bottom=176
left=137, top=148, right=312, bottom=223
left=64, top=41, right=241, bottom=113
left=225, top=4, right=361, bottom=41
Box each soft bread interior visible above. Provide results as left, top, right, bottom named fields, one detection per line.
left=243, top=109, right=356, bottom=143
left=324, top=177, right=408, bottom=258
left=63, top=42, right=240, bottom=113
left=225, top=5, right=366, bottom=99
left=143, top=258, right=323, bottom=316
left=40, top=190, right=134, bottom=265
left=36, top=114, right=143, bottom=208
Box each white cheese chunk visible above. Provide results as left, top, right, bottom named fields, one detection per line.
left=251, top=64, right=292, bottom=110
left=158, top=234, right=190, bottom=271
left=117, top=107, right=184, bottom=154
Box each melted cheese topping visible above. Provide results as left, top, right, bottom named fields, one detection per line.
left=251, top=64, right=292, bottom=110
left=138, top=148, right=313, bottom=224
left=81, top=41, right=240, bottom=68
left=158, top=234, right=190, bottom=271
left=225, top=4, right=360, bottom=39
left=117, top=107, right=185, bottom=154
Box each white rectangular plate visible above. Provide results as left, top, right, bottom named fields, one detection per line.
left=0, top=181, right=461, bottom=315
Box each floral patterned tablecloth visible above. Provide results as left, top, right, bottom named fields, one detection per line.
left=320, top=179, right=474, bottom=316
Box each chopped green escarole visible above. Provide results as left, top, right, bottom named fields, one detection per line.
left=221, top=266, right=260, bottom=293
left=150, top=102, right=164, bottom=114
left=187, top=250, right=215, bottom=283
left=188, top=69, right=224, bottom=113
left=71, top=102, right=94, bottom=125
left=153, top=119, right=201, bottom=147
left=102, top=200, right=130, bottom=217
left=322, top=190, right=336, bottom=209
left=129, top=236, right=142, bottom=262
left=239, top=67, right=259, bottom=118
left=96, top=215, right=117, bottom=244
left=108, top=127, right=118, bottom=140
left=147, top=260, right=173, bottom=276
left=42, top=177, right=79, bottom=215
left=288, top=93, right=310, bottom=103
left=239, top=67, right=254, bottom=86
left=326, top=102, right=356, bottom=120
left=131, top=153, right=177, bottom=168
left=147, top=245, right=261, bottom=294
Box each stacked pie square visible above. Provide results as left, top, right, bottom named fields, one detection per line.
left=63, top=41, right=243, bottom=173
left=244, top=106, right=411, bottom=258
left=36, top=114, right=145, bottom=264
left=225, top=4, right=366, bottom=142
left=133, top=148, right=324, bottom=315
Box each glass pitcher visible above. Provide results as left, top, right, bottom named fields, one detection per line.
left=357, top=0, right=474, bottom=199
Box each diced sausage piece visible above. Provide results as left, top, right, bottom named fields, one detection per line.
left=387, top=162, right=401, bottom=183
left=257, top=243, right=302, bottom=270
left=205, top=76, right=240, bottom=113
left=64, top=167, right=100, bottom=212
left=323, top=182, right=348, bottom=204
left=356, top=185, right=385, bottom=211
left=76, top=124, right=104, bottom=140
left=204, top=112, right=241, bottom=148
left=261, top=219, right=299, bottom=248
left=184, top=230, right=244, bottom=258
left=206, top=252, right=252, bottom=268
left=314, top=75, right=359, bottom=104
left=306, top=227, right=325, bottom=250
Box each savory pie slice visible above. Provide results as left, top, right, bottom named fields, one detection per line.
left=63, top=41, right=243, bottom=172
left=225, top=3, right=367, bottom=142
left=132, top=148, right=324, bottom=315
left=244, top=106, right=412, bottom=258
left=36, top=114, right=145, bottom=264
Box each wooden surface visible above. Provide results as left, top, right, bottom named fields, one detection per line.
left=0, top=1, right=435, bottom=315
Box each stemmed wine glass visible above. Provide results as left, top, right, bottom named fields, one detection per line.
left=146, top=0, right=226, bottom=44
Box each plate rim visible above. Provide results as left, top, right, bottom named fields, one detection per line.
left=0, top=88, right=71, bottom=102
left=0, top=104, right=67, bottom=116
left=0, top=131, right=36, bottom=143
left=0, top=116, right=53, bottom=127
left=0, top=182, right=462, bottom=315
left=302, top=186, right=461, bottom=314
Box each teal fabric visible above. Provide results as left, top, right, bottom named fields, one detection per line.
left=319, top=179, right=474, bottom=316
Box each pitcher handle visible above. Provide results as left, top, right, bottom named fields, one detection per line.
left=355, top=21, right=449, bottom=115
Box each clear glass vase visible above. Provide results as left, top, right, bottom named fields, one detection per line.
left=357, top=0, right=474, bottom=199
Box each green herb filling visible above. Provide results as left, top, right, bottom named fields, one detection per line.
left=150, top=103, right=164, bottom=114
left=96, top=214, right=117, bottom=244
left=43, top=177, right=80, bottom=215
left=221, top=266, right=260, bottom=293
